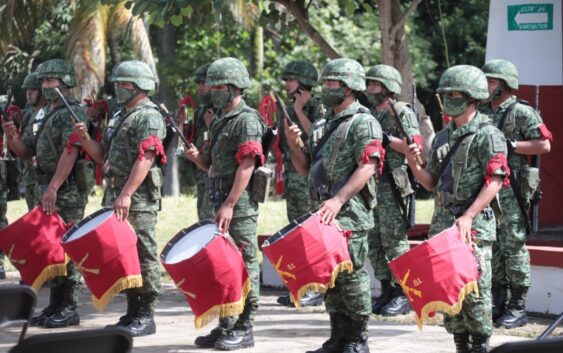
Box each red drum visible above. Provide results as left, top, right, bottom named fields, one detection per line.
left=262, top=212, right=352, bottom=307
left=62, top=208, right=142, bottom=311
left=161, top=220, right=250, bottom=329
left=0, top=206, right=69, bottom=290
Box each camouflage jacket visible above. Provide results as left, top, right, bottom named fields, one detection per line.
left=191, top=104, right=213, bottom=185
left=307, top=101, right=382, bottom=231
left=22, top=98, right=87, bottom=207
left=102, top=98, right=166, bottom=211
left=20, top=107, right=38, bottom=186
left=204, top=99, right=265, bottom=218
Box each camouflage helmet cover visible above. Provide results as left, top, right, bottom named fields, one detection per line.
left=194, top=63, right=211, bottom=84
left=206, top=57, right=250, bottom=89
left=36, top=59, right=76, bottom=87
left=111, top=60, right=156, bottom=91
left=282, top=60, right=319, bottom=87
left=482, top=59, right=519, bottom=90
left=365, top=64, right=402, bottom=94
left=437, top=65, right=489, bottom=100
left=22, top=72, right=41, bottom=89
left=321, top=58, right=366, bottom=91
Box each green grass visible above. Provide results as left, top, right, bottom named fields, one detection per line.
left=4, top=194, right=435, bottom=272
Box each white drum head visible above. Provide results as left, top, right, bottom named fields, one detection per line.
left=67, top=210, right=114, bottom=242
left=165, top=224, right=219, bottom=264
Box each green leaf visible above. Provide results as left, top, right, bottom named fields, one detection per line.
left=180, top=5, right=193, bottom=17
left=344, top=1, right=357, bottom=17
left=171, top=14, right=183, bottom=26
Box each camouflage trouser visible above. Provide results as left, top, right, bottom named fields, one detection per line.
left=492, top=188, right=531, bottom=289
left=223, top=215, right=259, bottom=330
left=24, top=184, right=37, bottom=211
left=285, top=171, right=312, bottom=222
left=0, top=185, right=7, bottom=266
left=127, top=210, right=161, bottom=309
left=196, top=181, right=214, bottom=221
left=325, top=231, right=372, bottom=320
left=444, top=241, right=493, bottom=338
left=368, top=180, right=410, bottom=284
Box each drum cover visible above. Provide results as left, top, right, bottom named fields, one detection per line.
left=0, top=206, right=69, bottom=290
left=161, top=221, right=251, bottom=329
left=262, top=213, right=353, bottom=307
left=62, top=208, right=142, bottom=311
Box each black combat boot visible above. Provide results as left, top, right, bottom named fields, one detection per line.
left=492, top=284, right=509, bottom=322
left=470, top=335, right=489, bottom=353
left=195, top=318, right=231, bottom=348
left=342, top=315, right=370, bottom=353
left=306, top=313, right=347, bottom=353
left=380, top=286, right=411, bottom=316
left=371, top=279, right=392, bottom=314
left=453, top=332, right=470, bottom=353
left=125, top=297, right=156, bottom=337
left=44, top=282, right=80, bottom=328
left=495, top=286, right=528, bottom=329
left=214, top=321, right=255, bottom=351
left=277, top=293, right=293, bottom=307
left=107, top=291, right=139, bottom=327
left=30, top=286, right=61, bottom=327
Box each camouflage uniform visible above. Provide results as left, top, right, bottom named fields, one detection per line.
left=426, top=65, right=508, bottom=352
left=0, top=161, right=7, bottom=279
left=365, top=65, right=420, bottom=316
left=103, top=60, right=166, bottom=337
left=22, top=59, right=88, bottom=328
left=480, top=59, right=551, bottom=328
left=305, top=59, right=383, bottom=353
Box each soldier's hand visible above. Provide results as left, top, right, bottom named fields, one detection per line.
left=404, top=138, right=422, bottom=165
left=454, top=214, right=474, bottom=244
left=73, top=122, right=88, bottom=141
left=294, top=90, right=311, bottom=113
left=284, top=120, right=303, bottom=150
left=215, top=204, right=234, bottom=233
left=318, top=197, right=344, bottom=225
left=203, top=108, right=215, bottom=127
left=2, top=120, right=19, bottom=139
left=113, top=193, right=131, bottom=221
left=41, top=187, right=58, bottom=216
left=184, top=145, right=200, bottom=161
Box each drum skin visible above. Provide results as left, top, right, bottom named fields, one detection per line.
left=62, top=208, right=142, bottom=311
left=161, top=221, right=250, bottom=329
left=262, top=213, right=353, bottom=307
left=0, top=206, right=69, bottom=290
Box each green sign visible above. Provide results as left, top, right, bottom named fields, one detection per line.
left=508, top=3, right=553, bottom=31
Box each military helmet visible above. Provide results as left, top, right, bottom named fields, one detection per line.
left=321, top=58, right=366, bottom=91
left=111, top=60, right=156, bottom=91
left=282, top=60, right=319, bottom=87
left=437, top=65, right=489, bottom=100
left=365, top=64, right=402, bottom=95
left=206, top=57, right=250, bottom=89
left=22, top=72, right=41, bottom=89
left=36, top=59, right=76, bottom=87
left=194, top=63, right=211, bottom=84
left=482, top=59, right=519, bottom=90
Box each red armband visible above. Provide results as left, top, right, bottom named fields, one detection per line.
left=235, top=141, right=264, bottom=166
left=538, top=123, right=553, bottom=142
left=361, top=140, right=386, bottom=176
left=138, top=135, right=167, bottom=165
left=485, top=153, right=510, bottom=188
left=65, top=132, right=81, bottom=153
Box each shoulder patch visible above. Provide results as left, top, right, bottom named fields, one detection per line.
left=489, top=132, right=506, bottom=153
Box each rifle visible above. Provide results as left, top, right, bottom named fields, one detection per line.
left=150, top=97, right=195, bottom=150
left=270, top=89, right=304, bottom=149
left=53, top=87, right=90, bottom=140
left=530, top=85, right=542, bottom=233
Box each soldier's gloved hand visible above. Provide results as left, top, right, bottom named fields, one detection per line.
left=454, top=214, right=474, bottom=244
left=215, top=204, right=234, bottom=233
left=113, top=194, right=131, bottom=222
left=41, top=187, right=58, bottom=216
left=318, top=197, right=344, bottom=225
left=184, top=145, right=200, bottom=162
left=284, top=120, right=302, bottom=150
left=73, top=122, right=89, bottom=141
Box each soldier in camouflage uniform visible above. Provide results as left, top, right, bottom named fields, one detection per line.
left=20, top=71, right=46, bottom=210
left=184, top=63, right=215, bottom=220
left=4, top=59, right=89, bottom=328
left=404, top=65, right=510, bottom=353
left=365, top=64, right=421, bottom=316
left=75, top=60, right=166, bottom=337
left=0, top=94, right=9, bottom=280
left=276, top=60, right=325, bottom=308
left=185, top=57, right=265, bottom=351
left=285, top=58, right=384, bottom=353
left=480, top=59, right=552, bottom=329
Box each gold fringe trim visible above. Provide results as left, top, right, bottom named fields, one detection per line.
left=31, top=263, right=68, bottom=291
left=92, top=275, right=144, bottom=312
left=193, top=277, right=252, bottom=330
left=414, top=280, right=480, bottom=330
left=290, top=261, right=354, bottom=309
